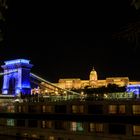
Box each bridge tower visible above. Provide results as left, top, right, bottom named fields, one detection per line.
left=1, top=59, right=33, bottom=95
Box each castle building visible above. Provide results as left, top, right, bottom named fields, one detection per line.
left=40, top=67, right=139, bottom=94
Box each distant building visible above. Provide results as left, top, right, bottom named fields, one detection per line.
left=40, top=67, right=140, bottom=93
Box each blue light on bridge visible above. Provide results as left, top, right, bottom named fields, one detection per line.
left=5, top=59, right=30, bottom=65
left=2, top=90, right=8, bottom=95
left=1, top=59, right=33, bottom=96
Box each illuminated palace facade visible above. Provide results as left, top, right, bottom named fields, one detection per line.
left=40, top=67, right=140, bottom=93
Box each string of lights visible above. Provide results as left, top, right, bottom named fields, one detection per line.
left=30, top=73, right=80, bottom=96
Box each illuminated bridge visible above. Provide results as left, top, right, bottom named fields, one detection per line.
left=0, top=58, right=140, bottom=101
left=0, top=59, right=79, bottom=97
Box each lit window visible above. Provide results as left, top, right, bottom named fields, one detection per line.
left=70, top=122, right=84, bottom=131
left=133, top=125, right=140, bottom=135
left=18, top=106, right=22, bottom=112
left=7, top=119, right=15, bottom=126
left=65, top=81, right=73, bottom=89
left=72, top=105, right=84, bottom=113
left=42, top=105, right=52, bottom=113
left=71, top=122, right=76, bottom=131
left=7, top=105, right=15, bottom=113
left=31, top=134, right=38, bottom=139
left=132, top=105, right=140, bottom=114
left=79, top=105, right=84, bottom=113
left=42, top=121, right=45, bottom=128
left=108, top=105, right=117, bottom=114
left=119, top=105, right=125, bottom=114
left=89, top=123, right=103, bottom=132
left=42, top=105, right=46, bottom=112
left=42, top=120, right=52, bottom=129
left=48, top=136, right=54, bottom=140
left=72, top=105, right=77, bottom=113
left=17, top=105, right=25, bottom=113
left=23, top=133, right=28, bottom=137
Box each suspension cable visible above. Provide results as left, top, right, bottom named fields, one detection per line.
left=30, top=73, right=80, bottom=95
left=0, top=69, right=18, bottom=76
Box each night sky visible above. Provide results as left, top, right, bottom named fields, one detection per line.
left=1, top=1, right=140, bottom=82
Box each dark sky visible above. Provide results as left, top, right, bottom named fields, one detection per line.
left=1, top=0, right=140, bottom=82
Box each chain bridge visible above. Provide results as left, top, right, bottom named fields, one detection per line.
left=0, top=59, right=79, bottom=97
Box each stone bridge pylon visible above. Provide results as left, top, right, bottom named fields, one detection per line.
left=1, top=59, right=33, bottom=95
